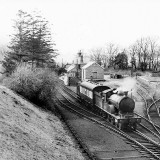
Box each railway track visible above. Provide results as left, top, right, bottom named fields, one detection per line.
left=148, top=98, right=160, bottom=132
left=56, top=84, right=160, bottom=159
left=63, top=83, right=160, bottom=141
left=137, top=77, right=160, bottom=116
left=63, top=81, right=160, bottom=138
left=136, top=78, right=160, bottom=138
left=138, top=87, right=160, bottom=136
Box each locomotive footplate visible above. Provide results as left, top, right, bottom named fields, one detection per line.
left=114, top=114, right=141, bottom=130
left=118, top=114, right=141, bottom=123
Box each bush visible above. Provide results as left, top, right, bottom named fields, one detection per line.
left=135, top=72, right=142, bottom=76
left=3, top=65, right=59, bottom=110
left=104, top=68, right=131, bottom=76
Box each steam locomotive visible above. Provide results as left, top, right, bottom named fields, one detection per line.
left=77, top=81, right=141, bottom=130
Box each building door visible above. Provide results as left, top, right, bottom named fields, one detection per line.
left=92, top=72, right=97, bottom=79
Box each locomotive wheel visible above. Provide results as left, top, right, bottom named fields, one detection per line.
left=109, top=116, right=112, bottom=122
left=118, top=123, right=123, bottom=130
left=104, top=113, right=108, bottom=119
left=102, top=112, right=105, bottom=118
left=94, top=108, right=98, bottom=113
left=112, top=119, right=115, bottom=125
left=116, top=123, right=119, bottom=128
left=100, top=111, right=103, bottom=116
left=98, top=109, right=102, bottom=116
left=107, top=115, right=110, bottom=121
left=132, top=123, right=137, bottom=130
left=106, top=116, right=110, bottom=122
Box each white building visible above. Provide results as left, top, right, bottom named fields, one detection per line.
left=67, top=64, right=77, bottom=77
left=81, top=61, right=104, bottom=81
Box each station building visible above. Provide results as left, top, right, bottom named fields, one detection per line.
left=65, top=51, right=86, bottom=85
left=81, top=61, right=104, bottom=81
left=65, top=51, right=104, bottom=85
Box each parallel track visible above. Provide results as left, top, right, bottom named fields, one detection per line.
left=137, top=78, right=160, bottom=138
left=57, top=84, right=160, bottom=159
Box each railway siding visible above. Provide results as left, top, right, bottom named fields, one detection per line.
left=56, top=86, right=151, bottom=160
left=56, top=102, right=147, bottom=160
left=64, top=77, right=160, bottom=159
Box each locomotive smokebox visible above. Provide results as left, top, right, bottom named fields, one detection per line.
left=119, top=96, right=135, bottom=113
left=109, top=94, right=135, bottom=113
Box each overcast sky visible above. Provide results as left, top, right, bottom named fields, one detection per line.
left=0, top=0, right=160, bottom=63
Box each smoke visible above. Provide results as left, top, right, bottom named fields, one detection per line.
left=114, top=77, right=137, bottom=94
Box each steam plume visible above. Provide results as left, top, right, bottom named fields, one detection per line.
left=115, top=77, right=136, bottom=94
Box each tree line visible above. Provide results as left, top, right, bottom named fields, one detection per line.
left=2, top=9, right=160, bottom=74
left=2, top=10, right=64, bottom=75
left=89, top=37, right=160, bottom=71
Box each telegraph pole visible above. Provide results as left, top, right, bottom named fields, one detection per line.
left=76, top=58, right=79, bottom=78
left=62, top=58, right=63, bottom=67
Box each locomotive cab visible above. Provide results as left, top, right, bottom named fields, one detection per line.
left=102, top=88, right=116, bottom=101
left=102, top=89, right=118, bottom=114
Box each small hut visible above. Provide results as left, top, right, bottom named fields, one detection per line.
left=81, top=62, right=104, bottom=81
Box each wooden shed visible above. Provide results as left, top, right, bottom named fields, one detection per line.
left=81, top=62, right=104, bottom=81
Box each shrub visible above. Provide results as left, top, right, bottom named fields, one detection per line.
left=3, top=64, right=59, bottom=110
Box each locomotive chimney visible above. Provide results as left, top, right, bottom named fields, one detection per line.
left=124, top=91, right=128, bottom=96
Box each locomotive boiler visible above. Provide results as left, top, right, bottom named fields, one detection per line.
left=107, top=91, right=135, bottom=114
left=77, top=81, right=141, bottom=130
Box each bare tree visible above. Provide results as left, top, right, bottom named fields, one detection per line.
left=139, top=38, right=149, bottom=70
left=89, top=38, right=160, bottom=71
left=105, top=43, right=119, bottom=67
left=147, top=37, right=158, bottom=70
left=130, top=37, right=150, bottom=71
left=89, top=43, right=119, bottom=68
left=154, top=47, right=160, bottom=71
left=129, top=44, right=138, bottom=69
left=131, top=37, right=160, bottom=71
left=89, top=47, right=104, bottom=65
left=101, top=54, right=108, bottom=68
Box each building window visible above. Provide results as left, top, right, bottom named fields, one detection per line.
left=85, top=89, right=87, bottom=95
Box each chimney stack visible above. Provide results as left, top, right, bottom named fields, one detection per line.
left=77, top=50, right=83, bottom=64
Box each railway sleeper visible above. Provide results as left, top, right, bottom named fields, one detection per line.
left=55, top=104, right=97, bottom=160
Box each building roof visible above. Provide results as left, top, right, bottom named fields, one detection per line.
left=65, top=64, right=72, bottom=70
left=82, top=61, right=104, bottom=69
left=80, top=81, right=110, bottom=92
left=67, top=64, right=76, bottom=72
